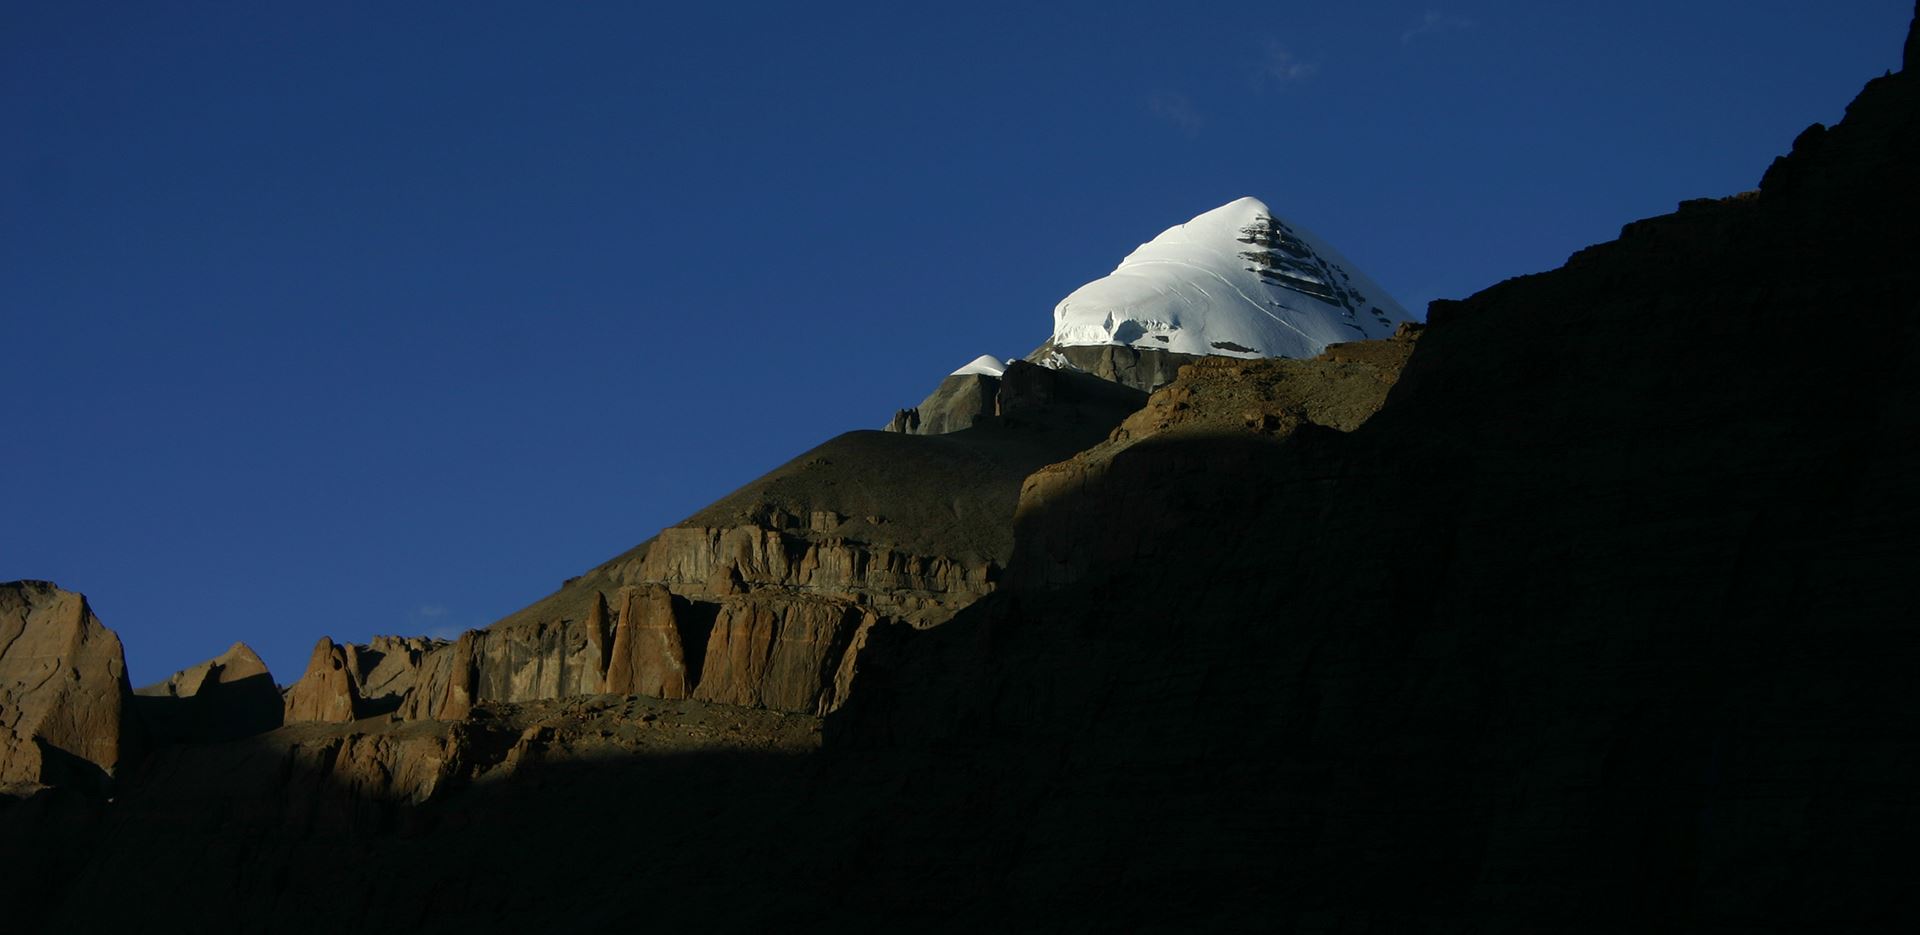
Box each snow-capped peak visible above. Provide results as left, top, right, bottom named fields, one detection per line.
left=950, top=354, right=1009, bottom=377
left=1049, top=196, right=1412, bottom=359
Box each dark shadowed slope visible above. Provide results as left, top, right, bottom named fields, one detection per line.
left=2, top=10, right=1917, bottom=932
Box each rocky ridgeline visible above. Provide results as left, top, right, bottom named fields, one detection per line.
left=134, top=640, right=282, bottom=743
left=264, top=358, right=1147, bottom=724
left=6, top=10, right=1915, bottom=927
left=276, top=518, right=995, bottom=723
left=1013, top=323, right=1422, bottom=590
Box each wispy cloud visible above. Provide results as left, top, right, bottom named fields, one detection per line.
left=408, top=604, right=460, bottom=640
left=1146, top=90, right=1205, bottom=136
left=1402, top=10, right=1475, bottom=45
left=1254, top=38, right=1319, bottom=85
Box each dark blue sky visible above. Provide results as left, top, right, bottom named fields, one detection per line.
left=4, top=1, right=1910, bottom=685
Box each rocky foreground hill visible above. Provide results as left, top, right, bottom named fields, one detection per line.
left=5, top=10, right=1919, bottom=931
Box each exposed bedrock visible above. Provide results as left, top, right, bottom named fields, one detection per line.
left=281, top=637, right=362, bottom=724
left=133, top=641, right=282, bottom=743
left=886, top=371, right=999, bottom=435
left=1014, top=326, right=1421, bottom=590
left=0, top=581, right=135, bottom=795
left=1025, top=340, right=1204, bottom=393
left=380, top=366, right=1149, bottom=719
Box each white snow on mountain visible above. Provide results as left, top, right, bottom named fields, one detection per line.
left=950, top=355, right=1009, bottom=377
left=1050, top=197, right=1412, bottom=359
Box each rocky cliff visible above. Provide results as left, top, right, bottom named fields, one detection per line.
left=0, top=581, right=134, bottom=796
left=830, top=19, right=1920, bottom=928
left=133, top=641, right=282, bottom=743
left=381, top=361, right=1145, bottom=720
left=1, top=9, right=1916, bottom=931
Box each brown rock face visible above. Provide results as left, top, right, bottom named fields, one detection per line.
left=1024, top=340, right=1205, bottom=392
left=342, top=635, right=440, bottom=714
left=604, top=584, right=697, bottom=698
left=390, top=378, right=1148, bottom=719
left=884, top=371, right=1000, bottom=435
left=0, top=581, right=133, bottom=794
left=693, top=594, right=875, bottom=714
left=281, top=637, right=361, bottom=724
left=133, top=641, right=282, bottom=743
left=402, top=617, right=605, bottom=720
left=1013, top=327, right=1421, bottom=590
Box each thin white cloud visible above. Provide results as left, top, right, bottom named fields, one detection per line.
left=1402, top=10, right=1475, bottom=45
left=1255, top=38, right=1319, bottom=85
left=1147, top=90, right=1205, bottom=136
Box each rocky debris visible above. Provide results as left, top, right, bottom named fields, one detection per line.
left=281, top=637, right=362, bottom=724
left=0, top=581, right=134, bottom=795
left=133, top=641, right=282, bottom=743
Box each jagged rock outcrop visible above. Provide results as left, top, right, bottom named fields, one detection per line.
left=281, top=637, right=361, bottom=724
left=0, top=581, right=135, bottom=794
left=884, top=371, right=999, bottom=435
left=402, top=616, right=607, bottom=720
left=888, top=358, right=1151, bottom=437
left=390, top=371, right=1148, bottom=719
left=1014, top=324, right=1421, bottom=588
left=133, top=641, right=282, bottom=743
left=693, top=594, right=876, bottom=713
left=341, top=634, right=440, bottom=715
left=4, top=11, right=1920, bottom=932
left=1025, top=339, right=1203, bottom=392
left=604, top=584, right=696, bottom=698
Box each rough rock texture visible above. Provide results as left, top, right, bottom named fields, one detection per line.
left=1027, top=339, right=1204, bottom=392
left=885, top=371, right=999, bottom=435
left=0, top=581, right=133, bottom=794
left=693, top=594, right=876, bottom=714
left=604, top=584, right=695, bottom=698
left=133, top=642, right=282, bottom=744
left=1014, top=324, right=1421, bottom=589
left=280, top=637, right=361, bottom=724
left=389, top=367, right=1147, bottom=719
left=888, top=358, right=1153, bottom=438
left=341, top=635, right=441, bottom=715
left=4, top=15, right=1915, bottom=932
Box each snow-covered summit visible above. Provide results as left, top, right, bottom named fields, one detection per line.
left=951, top=355, right=1008, bottom=377
left=1049, top=197, right=1412, bottom=360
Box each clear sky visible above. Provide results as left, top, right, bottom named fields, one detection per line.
left=4, top=1, right=1911, bottom=685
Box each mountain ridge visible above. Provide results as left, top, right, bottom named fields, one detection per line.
left=2, top=8, right=1916, bottom=928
